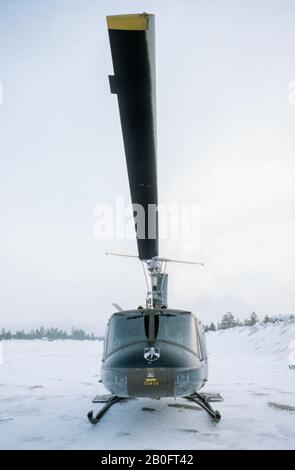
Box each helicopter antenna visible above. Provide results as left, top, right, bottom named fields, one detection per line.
left=105, top=252, right=204, bottom=266
left=105, top=251, right=138, bottom=260
left=155, top=257, right=204, bottom=266
left=112, top=302, right=124, bottom=312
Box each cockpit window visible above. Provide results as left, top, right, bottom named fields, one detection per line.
left=107, top=315, right=146, bottom=355
left=156, top=314, right=197, bottom=350
left=106, top=311, right=198, bottom=355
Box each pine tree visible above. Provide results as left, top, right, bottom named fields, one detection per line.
left=219, top=312, right=238, bottom=329
left=209, top=322, right=216, bottom=331
left=244, top=312, right=259, bottom=326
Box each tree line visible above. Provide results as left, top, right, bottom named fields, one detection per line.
left=1, top=312, right=293, bottom=340
left=0, top=327, right=103, bottom=341
left=204, top=312, right=294, bottom=332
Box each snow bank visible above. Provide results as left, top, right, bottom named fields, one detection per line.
left=206, top=319, right=295, bottom=359
left=0, top=324, right=294, bottom=449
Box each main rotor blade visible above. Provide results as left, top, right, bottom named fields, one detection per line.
left=107, top=13, right=158, bottom=261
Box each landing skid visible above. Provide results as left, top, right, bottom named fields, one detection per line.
left=87, top=392, right=223, bottom=424
left=87, top=394, right=128, bottom=424
left=184, top=392, right=223, bottom=422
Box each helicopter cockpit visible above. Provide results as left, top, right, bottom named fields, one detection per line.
left=104, top=309, right=206, bottom=360
left=100, top=308, right=208, bottom=400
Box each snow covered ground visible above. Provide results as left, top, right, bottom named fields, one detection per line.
left=0, top=320, right=295, bottom=450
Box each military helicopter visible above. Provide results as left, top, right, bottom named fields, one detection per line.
left=87, top=13, right=222, bottom=424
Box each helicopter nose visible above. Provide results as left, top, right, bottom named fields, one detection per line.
left=102, top=365, right=204, bottom=398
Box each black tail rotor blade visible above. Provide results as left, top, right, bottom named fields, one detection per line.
left=107, top=13, right=158, bottom=261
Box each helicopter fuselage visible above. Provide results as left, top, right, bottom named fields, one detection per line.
left=100, top=309, right=208, bottom=398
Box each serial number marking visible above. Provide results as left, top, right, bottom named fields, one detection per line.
left=145, top=454, right=194, bottom=465
left=144, top=381, right=159, bottom=386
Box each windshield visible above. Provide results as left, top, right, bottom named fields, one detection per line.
left=106, top=311, right=197, bottom=355
left=107, top=315, right=146, bottom=355
left=157, top=314, right=197, bottom=350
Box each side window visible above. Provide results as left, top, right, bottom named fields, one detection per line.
left=195, top=318, right=202, bottom=359
left=195, top=320, right=207, bottom=360
left=103, top=322, right=110, bottom=360
left=199, top=325, right=207, bottom=360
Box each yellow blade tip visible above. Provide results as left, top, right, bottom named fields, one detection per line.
left=106, top=13, right=152, bottom=31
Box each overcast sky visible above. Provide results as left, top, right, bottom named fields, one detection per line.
left=0, top=0, right=295, bottom=332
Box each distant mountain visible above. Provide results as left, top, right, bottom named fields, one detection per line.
left=192, top=295, right=254, bottom=322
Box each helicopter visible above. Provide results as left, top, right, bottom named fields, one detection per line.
left=87, top=13, right=222, bottom=424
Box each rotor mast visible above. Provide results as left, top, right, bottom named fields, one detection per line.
left=145, top=259, right=168, bottom=309
left=106, top=252, right=203, bottom=309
